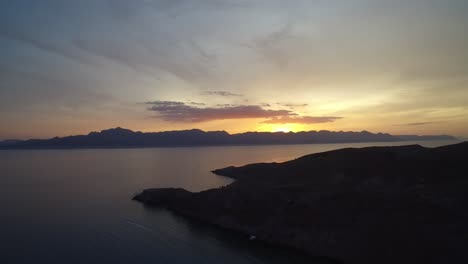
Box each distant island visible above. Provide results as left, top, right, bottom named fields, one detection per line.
left=0, top=127, right=456, bottom=149
left=134, top=141, right=468, bottom=264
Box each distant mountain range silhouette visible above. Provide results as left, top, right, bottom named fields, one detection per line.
left=0, top=127, right=456, bottom=149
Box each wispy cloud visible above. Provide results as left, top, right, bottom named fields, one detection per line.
left=146, top=101, right=292, bottom=122
left=202, top=91, right=243, bottom=97
left=0, top=29, right=94, bottom=66
left=263, top=116, right=342, bottom=124
left=277, top=102, right=308, bottom=108
left=188, top=101, right=206, bottom=106
left=394, top=121, right=441, bottom=127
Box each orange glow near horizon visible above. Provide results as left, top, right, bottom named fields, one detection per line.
left=272, top=127, right=291, bottom=133
left=258, top=124, right=310, bottom=133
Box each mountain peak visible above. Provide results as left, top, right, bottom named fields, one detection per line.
left=99, top=127, right=135, bottom=135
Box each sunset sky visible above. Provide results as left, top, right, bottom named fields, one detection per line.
left=1, top=0, right=467, bottom=139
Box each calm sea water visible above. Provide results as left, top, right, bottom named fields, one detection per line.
left=0, top=140, right=459, bottom=263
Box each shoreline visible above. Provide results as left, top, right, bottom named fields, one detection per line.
left=0, top=139, right=460, bottom=151
left=133, top=189, right=344, bottom=264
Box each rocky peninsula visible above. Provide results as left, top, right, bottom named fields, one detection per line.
left=134, top=142, right=468, bottom=264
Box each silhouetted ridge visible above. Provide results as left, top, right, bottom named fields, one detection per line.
left=92, top=127, right=137, bottom=136
left=0, top=127, right=457, bottom=149
left=0, top=139, right=23, bottom=146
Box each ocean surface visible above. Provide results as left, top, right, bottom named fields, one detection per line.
left=0, top=140, right=459, bottom=263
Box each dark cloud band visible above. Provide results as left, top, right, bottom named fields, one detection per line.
left=146, top=101, right=292, bottom=122
left=146, top=101, right=342, bottom=124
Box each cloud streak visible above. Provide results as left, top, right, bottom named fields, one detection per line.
left=202, top=91, right=243, bottom=97
left=263, top=116, right=342, bottom=124
left=276, top=102, right=309, bottom=108
left=394, top=122, right=441, bottom=127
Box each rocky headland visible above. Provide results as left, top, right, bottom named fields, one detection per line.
left=134, top=142, right=468, bottom=264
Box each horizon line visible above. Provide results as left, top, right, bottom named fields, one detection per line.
left=1, top=126, right=459, bottom=142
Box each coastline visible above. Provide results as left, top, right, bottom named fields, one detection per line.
left=0, top=139, right=460, bottom=150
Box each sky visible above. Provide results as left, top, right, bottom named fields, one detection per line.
left=1, top=0, right=467, bottom=139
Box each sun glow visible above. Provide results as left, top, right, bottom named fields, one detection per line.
left=273, top=127, right=292, bottom=133
left=268, top=124, right=309, bottom=133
